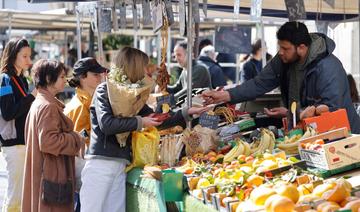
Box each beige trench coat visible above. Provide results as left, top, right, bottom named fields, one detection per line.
left=22, top=89, right=82, bottom=212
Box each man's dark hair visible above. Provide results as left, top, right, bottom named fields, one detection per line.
left=175, top=41, right=187, bottom=50
left=276, top=21, right=311, bottom=46
left=199, top=39, right=213, bottom=53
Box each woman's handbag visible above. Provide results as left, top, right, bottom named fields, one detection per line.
left=41, top=156, right=73, bottom=205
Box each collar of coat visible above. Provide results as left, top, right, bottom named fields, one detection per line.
left=37, top=88, right=65, bottom=110
left=75, top=87, right=92, bottom=108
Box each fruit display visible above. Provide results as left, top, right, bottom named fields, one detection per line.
left=276, top=126, right=317, bottom=155
left=300, top=138, right=325, bottom=152
left=250, top=128, right=276, bottom=156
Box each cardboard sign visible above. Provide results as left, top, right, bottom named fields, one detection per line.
left=142, top=0, right=152, bottom=25
left=192, top=0, right=200, bottom=23
left=119, top=0, right=126, bottom=29
left=250, top=0, right=262, bottom=21
left=152, top=1, right=163, bottom=33
left=99, top=8, right=112, bottom=33
left=179, top=0, right=186, bottom=36
left=132, top=0, right=138, bottom=31
left=112, top=5, right=119, bottom=32
left=155, top=94, right=175, bottom=113
left=199, top=113, right=220, bottom=129
left=164, top=0, right=174, bottom=26
left=284, top=0, right=306, bottom=21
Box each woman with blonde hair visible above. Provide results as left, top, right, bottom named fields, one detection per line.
left=22, top=59, right=85, bottom=212
left=80, top=47, right=208, bottom=212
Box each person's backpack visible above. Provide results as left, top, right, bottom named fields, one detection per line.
left=0, top=73, right=26, bottom=141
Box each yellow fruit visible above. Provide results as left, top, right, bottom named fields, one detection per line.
left=263, top=153, right=276, bottom=161
left=312, top=183, right=336, bottom=197
left=162, top=103, right=170, bottom=113
left=316, top=201, right=339, bottom=212
left=340, top=196, right=360, bottom=207
left=259, top=159, right=278, bottom=171
left=274, top=183, right=300, bottom=203
left=250, top=186, right=276, bottom=206
left=264, top=194, right=295, bottom=212
left=246, top=175, right=264, bottom=187
left=240, top=165, right=253, bottom=173
left=188, top=177, right=200, bottom=190
left=322, top=181, right=350, bottom=204
left=342, top=199, right=360, bottom=211
left=297, top=183, right=314, bottom=196
left=196, top=178, right=211, bottom=189
left=298, top=195, right=321, bottom=204
left=273, top=151, right=287, bottom=160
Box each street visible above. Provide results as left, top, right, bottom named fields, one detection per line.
left=0, top=152, right=7, bottom=208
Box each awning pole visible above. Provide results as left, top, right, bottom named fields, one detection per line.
left=186, top=0, right=193, bottom=128
left=76, top=6, right=82, bottom=60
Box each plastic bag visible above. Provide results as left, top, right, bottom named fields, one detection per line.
left=126, top=127, right=160, bottom=172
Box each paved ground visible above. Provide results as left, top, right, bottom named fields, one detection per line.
left=0, top=151, right=7, bottom=208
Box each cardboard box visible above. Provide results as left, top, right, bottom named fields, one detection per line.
left=302, top=109, right=350, bottom=133
left=299, top=128, right=360, bottom=170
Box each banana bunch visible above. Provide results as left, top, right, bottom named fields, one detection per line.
left=250, top=128, right=276, bottom=156
left=277, top=126, right=316, bottom=155
left=223, top=139, right=251, bottom=162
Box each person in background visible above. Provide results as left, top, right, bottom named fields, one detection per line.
left=198, top=38, right=213, bottom=55
left=241, top=39, right=264, bottom=82
left=199, top=38, right=237, bottom=82
left=168, top=41, right=211, bottom=100
left=0, top=38, right=36, bottom=212
left=22, top=59, right=85, bottom=212
left=202, top=21, right=360, bottom=133
left=64, top=57, right=107, bottom=212
left=241, top=39, right=273, bottom=82
left=198, top=45, right=227, bottom=88
left=80, top=47, right=209, bottom=212
left=347, top=74, right=360, bottom=116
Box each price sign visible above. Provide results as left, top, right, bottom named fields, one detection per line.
left=284, top=0, right=306, bottom=21
left=199, top=113, right=220, bottom=129
left=156, top=94, right=175, bottom=113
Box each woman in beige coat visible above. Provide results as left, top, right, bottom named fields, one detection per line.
left=22, top=59, right=85, bottom=212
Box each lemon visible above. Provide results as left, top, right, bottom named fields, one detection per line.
left=197, top=178, right=211, bottom=189
left=274, top=183, right=300, bottom=203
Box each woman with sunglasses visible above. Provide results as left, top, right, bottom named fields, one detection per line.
left=0, top=38, right=37, bottom=211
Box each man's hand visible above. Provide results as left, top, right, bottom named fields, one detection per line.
left=188, top=106, right=211, bottom=116
left=264, top=107, right=288, bottom=118
left=201, top=90, right=231, bottom=105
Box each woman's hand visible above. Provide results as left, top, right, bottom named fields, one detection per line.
left=142, top=116, right=163, bottom=128
left=188, top=106, right=211, bottom=116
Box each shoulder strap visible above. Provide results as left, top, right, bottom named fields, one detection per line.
left=10, top=76, right=26, bottom=97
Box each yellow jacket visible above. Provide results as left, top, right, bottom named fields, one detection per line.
left=64, top=88, right=92, bottom=146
